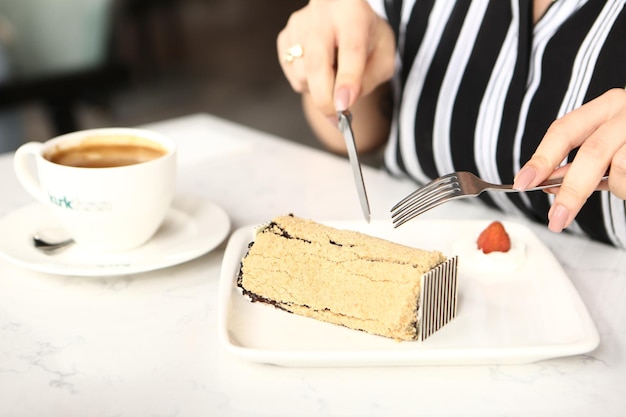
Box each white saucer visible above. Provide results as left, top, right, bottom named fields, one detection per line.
left=0, top=195, right=230, bottom=277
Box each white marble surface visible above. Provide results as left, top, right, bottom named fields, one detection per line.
left=0, top=113, right=624, bottom=416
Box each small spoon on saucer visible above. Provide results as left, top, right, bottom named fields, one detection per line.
left=33, top=233, right=75, bottom=254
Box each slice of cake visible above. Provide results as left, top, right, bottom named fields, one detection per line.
left=237, top=215, right=458, bottom=341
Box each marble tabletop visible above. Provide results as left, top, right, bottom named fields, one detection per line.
left=0, top=113, right=624, bottom=417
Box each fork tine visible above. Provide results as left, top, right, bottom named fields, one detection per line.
left=390, top=174, right=456, bottom=212
left=391, top=180, right=458, bottom=219
left=392, top=189, right=462, bottom=227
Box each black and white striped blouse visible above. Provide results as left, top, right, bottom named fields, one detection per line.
left=369, top=0, right=626, bottom=248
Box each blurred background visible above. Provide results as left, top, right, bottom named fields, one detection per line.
left=0, top=0, right=323, bottom=154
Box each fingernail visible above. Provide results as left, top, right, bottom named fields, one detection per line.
left=513, top=166, right=536, bottom=191
left=334, top=87, right=351, bottom=111
left=548, top=204, right=569, bottom=233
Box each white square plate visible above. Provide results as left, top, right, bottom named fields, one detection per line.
left=217, top=220, right=599, bottom=367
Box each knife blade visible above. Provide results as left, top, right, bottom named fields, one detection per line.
left=337, top=110, right=371, bottom=222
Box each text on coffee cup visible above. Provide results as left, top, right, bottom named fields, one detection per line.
left=49, top=194, right=112, bottom=211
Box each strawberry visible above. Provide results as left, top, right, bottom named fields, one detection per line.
left=476, top=221, right=511, bottom=254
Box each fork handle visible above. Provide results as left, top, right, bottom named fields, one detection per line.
left=518, top=175, right=610, bottom=192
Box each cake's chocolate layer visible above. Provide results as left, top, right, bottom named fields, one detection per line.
left=237, top=215, right=454, bottom=341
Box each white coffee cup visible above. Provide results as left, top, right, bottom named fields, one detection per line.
left=14, top=128, right=177, bottom=251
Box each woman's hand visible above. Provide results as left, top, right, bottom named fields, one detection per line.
left=514, top=88, right=626, bottom=233
left=277, top=0, right=395, bottom=117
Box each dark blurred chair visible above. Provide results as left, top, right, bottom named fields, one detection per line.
left=0, top=0, right=129, bottom=136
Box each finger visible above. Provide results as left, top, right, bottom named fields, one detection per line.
left=333, top=10, right=372, bottom=110
left=334, top=2, right=396, bottom=110
left=541, top=165, right=570, bottom=195
left=542, top=164, right=610, bottom=195
left=609, top=143, right=626, bottom=199
left=297, top=0, right=351, bottom=115
left=304, top=33, right=338, bottom=115
left=281, top=55, right=308, bottom=93
left=514, top=93, right=614, bottom=190
left=548, top=113, right=626, bottom=232
left=277, top=23, right=309, bottom=94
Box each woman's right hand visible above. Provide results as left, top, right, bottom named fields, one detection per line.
left=277, top=0, right=395, bottom=118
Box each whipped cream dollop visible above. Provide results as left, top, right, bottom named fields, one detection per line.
left=452, top=234, right=526, bottom=273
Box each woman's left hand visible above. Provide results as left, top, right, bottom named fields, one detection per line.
left=514, top=88, right=626, bottom=233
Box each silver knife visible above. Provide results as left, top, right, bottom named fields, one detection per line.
left=337, top=110, right=371, bottom=222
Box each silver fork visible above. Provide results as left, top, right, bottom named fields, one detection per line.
left=391, top=171, right=609, bottom=228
